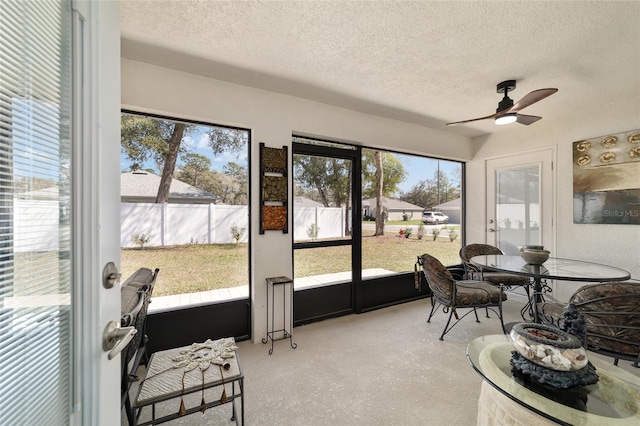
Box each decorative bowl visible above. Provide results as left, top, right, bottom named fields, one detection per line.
left=520, top=249, right=550, bottom=265
left=510, top=323, right=588, bottom=371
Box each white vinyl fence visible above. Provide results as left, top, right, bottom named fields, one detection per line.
left=14, top=200, right=346, bottom=251
left=121, top=203, right=249, bottom=247
left=14, top=199, right=61, bottom=252
left=293, top=206, right=345, bottom=240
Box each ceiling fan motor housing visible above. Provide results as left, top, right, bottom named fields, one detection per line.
left=496, top=80, right=516, bottom=113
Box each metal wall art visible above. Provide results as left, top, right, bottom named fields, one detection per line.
left=573, top=129, right=640, bottom=224
left=259, top=143, right=288, bottom=233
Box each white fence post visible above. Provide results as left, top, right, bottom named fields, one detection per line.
left=208, top=203, right=213, bottom=244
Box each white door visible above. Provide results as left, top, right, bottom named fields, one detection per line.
left=0, top=1, right=121, bottom=425
left=486, top=149, right=555, bottom=254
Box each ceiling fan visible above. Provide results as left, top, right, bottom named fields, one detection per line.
left=446, top=80, right=558, bottom=126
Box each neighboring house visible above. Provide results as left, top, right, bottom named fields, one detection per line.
left=121, top=171, right=218, bottom=204
left=14, top=186, right=59, bottom=200
left=362, top=196, right=424, bottom=221
left=294, top=196, right=324, bottom=208
left=433, top=198, right=461, bottom=224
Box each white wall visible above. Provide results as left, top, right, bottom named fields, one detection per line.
left=122, top=59, right=473, bottom=342
left=466, top=96, right=640, bottom=282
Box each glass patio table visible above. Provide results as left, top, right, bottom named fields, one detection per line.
left=467, top=334, right=640, bottom=426
left=469, top=255, right=630, bottom=322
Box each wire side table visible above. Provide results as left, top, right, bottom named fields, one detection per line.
left=262, top=276, right=297, bottom=354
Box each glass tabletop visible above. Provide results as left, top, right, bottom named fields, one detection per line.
left=467, top=334, right=640, bottom=425
left=470, top=255, right=630, bottom=282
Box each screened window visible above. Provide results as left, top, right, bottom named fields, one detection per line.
left=120, top=112, right=250, bottom=309
left=361, top=148, right=463, bottom=272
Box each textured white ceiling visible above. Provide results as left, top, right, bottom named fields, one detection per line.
left=120, top=1, right=640, bottom=138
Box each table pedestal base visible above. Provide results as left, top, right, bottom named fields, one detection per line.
left=477, top=381, right=556, bottom=426
left=510, top=351, right=598, bottom=388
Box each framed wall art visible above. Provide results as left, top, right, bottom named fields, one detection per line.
left=259, top=143, right=288, bottom=233
left=573, top=129, right=640, bottom=224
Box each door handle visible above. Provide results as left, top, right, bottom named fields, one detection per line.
left=102, top=320, right=137, bottom=360
left=488, top=228, right=496, bottom=233
left=103, top=262, right=122, bottom=289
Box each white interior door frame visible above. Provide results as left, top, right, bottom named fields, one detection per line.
left=71, top=1, right=121, bottom=425
left=485, top=147, right=556, bottom=254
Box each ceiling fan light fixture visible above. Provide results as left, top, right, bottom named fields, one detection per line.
left=495, top=113, right=517, bottom=125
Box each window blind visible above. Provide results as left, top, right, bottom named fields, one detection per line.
left=0, top=1, right=73, bottom=424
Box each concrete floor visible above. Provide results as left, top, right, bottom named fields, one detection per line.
left=126, top=297, right=639, bottom=426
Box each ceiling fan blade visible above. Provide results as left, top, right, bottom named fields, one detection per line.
left=516, top=114, right=542, bottom=125
left=508, top=88, right=558, bottom=113
left=446, top=112, right=497, bottom=126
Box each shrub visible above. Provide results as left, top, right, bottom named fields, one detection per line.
left=230, top=224, right=246, bottom=245
left=449, top=229, right=458, bottom=242
left=306, top=223, right=320, bottom=240
left=132, top=233, right=149, bottom=249
left=431, top=227, right=440, bottom=241
left=417, top=223, right=425, bottom=240
left=403, top=226, right=413, bottom=239
left=402, top=213, right=410, bottom=221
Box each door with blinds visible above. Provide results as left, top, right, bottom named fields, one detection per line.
left=0, top=1, right=121, bottom=424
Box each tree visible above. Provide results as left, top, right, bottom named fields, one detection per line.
left=156, top=123, right=186, bottom=203
left=207, top=127, right=247, bottom=156
left=121, top=115, right=248, bottom=203
left=362, top=149, right=407, bottom=236
left=178, top=153, right=211, bottom=187
left=121, top=115, right=192, bottom=203
left=401, top=180, right=437, bottom=209
left=294, top=155, right=338, bottom=207
left=293, top=155, right=352, bottom=235
left=222, top=162, right=248, bottom=205
left=374, top=151, right=385, bottom=236
left=361, top=150, right=406, bottom=198
left=400, top=168, right=461, bottom=210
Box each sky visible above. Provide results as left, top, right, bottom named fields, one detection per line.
left=392, top=153, right=460, bottom=194
left=120, top=124, right=461, bottom=194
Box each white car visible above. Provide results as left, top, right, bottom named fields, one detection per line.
left=422, top=211, right=449, bottom=225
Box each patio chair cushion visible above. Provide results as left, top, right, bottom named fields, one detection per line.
left=456, top=280, right=507, bottom=305
left=540, top=281, right=640, bottom=358
left=420, top=254, right=506, bottom=307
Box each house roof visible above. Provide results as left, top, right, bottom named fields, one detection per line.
left=15, top=186, right=59, bottom=200
left=362, top=197, right=423, bottom=211
left=121, top=171, right=217, bottom=203
left=121, top=2, right=640, bottom=139
left=294, top=196, right=324, bottom=208
left=434, top=198, right=461, bottom=210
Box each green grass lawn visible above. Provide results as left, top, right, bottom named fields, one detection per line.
left=122, top=233, right=461, bottom=297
